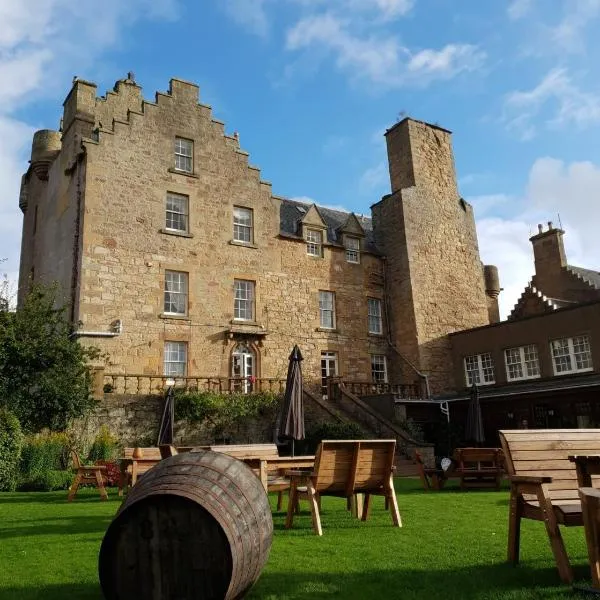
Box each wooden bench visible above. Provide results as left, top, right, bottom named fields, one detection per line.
left=453, top=447, right=504, bottom=490
left=499, top=429, right=600, bottom=583
left=415, top=450, right=447, bottom=491
left=209, top=444, right=291, bottom=510
left=119, top=447, right=163, bottom=495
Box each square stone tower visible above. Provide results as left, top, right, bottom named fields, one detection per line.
left=372, top=118, right=490, bottom=393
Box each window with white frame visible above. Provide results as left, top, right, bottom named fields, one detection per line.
left=371, top=354, right=388, bottom=383
left=165, top=192, right=189, bottom=233
left=319, top=291, right=336, bottom=329
left=368, top=298, right=383, bottom=335
left=234, top=279, right=255, bottom=321
left=306, top=229, right=323, bottom=257
left=345, top=236, right=360, bottom=263
left=174, top=137, right=193, bottom=173
left=505, top=345, right=540, bottom=381
left=464, top=353, right=495, bottom=386
left=233, top=206, right=253, bottom=244
left=551, top=335, right=593, bottom=375
left=164, top=270, right=188, bottom=315
left=164, top=341, right=187, bottom=377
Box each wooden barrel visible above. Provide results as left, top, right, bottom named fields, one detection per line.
left=98, top=450, right=273, bottom=600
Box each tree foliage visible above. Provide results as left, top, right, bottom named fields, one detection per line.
left=0, top=283, right=99, bottom=431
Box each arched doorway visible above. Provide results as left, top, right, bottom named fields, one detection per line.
left=232, top=342, right=256, bottom=393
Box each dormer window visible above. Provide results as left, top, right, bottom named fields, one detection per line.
left=306, top=229, right=323, bottom=257
left=345, top=236, right=360, bottom=263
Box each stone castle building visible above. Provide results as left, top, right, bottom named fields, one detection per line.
left=18, top=74, right=500, bottom=396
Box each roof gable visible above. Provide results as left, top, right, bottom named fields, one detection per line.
left=337, top=213, right=365, bottom=237
left=301, top=204, right=327, bottom=229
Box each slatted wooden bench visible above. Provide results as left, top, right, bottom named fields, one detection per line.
left=453, top=447, right=504, bottom=490
left=499, top=429, right=600, bottom=583
left=209, top=443, right=291, bottom=510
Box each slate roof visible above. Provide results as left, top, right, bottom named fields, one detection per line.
left=279, top=198, right=381, bottom=254
left=567, top=265, right=600, bottom=289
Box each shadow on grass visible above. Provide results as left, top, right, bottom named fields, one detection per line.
left=0, top=583, right=101, bottom=600
left=0, top=515, right=114, bottom=540
left=249, top=563, right=589, bottom=600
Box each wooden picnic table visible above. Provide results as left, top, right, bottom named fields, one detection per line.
left=568, top=454, right=600, bottom=487
left=237, top=455, right=315, bottom=492
left=118, top=456, right=162, bottom=495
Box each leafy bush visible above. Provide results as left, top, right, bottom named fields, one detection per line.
left=87, top=425, right=118, bottom=463
left=0, top=409, right=24, bottom=491
left=19, top=469, right=73, bottom=491
left=175, top=390, right=280, bottom=437
left=19, top=430, right=71, bottom=490
left=395, top=418, right=425, bottom=443
left=298, top=420, right=365, bottom=454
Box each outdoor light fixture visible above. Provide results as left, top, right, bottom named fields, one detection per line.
left=507, top=412, right=514, bottom=419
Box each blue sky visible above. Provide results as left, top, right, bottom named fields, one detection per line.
left=2, top=0, right=600, bottom=317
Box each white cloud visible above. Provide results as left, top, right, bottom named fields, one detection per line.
left=507, top=0, right=535, bottom=20
left=359, top=161, right=388, bottom=192
left=549, top=0, right=600, bottom=52
left=504, top=68, right=600, bottom=139
left=221, top=0, right=269, bottom=37
left=286, top=13, right=485, bottom=87
left=473, top=156, right=600, bottom=318
left=0, top=0, right=181, bottom=288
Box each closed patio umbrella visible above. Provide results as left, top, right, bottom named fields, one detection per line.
left=279, top=345, right=305, bottom=456
left=465, top=383, right=485, bottom=445
left=157, top=386, right=175, bottom=446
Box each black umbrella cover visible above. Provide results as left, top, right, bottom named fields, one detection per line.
left=280, top=345, right=305, bottom=442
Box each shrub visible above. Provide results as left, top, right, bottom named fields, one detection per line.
left=0, top=409, right=24, bottom=491
left=19, top=469, right=73, bottom=492
left=87, top=425, right=118, bottom=463
left=298, top=420, right=365, bottom=454
left=19, top=430, right=71, bottom=490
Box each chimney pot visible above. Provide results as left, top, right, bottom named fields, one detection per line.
left=548, top=221, right=553, bottom=230
left=538, top=224, right=543, bottom=234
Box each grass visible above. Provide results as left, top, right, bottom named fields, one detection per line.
left=0, top=478, right=592, bottom=599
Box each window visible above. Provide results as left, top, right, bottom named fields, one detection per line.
left=368, top=298, right=383, bottom=335
left=33, top=205, right=38, bottom=235
left=319, top=291, right=336, bottom=329
left=345, top=236, right=360, bottom=263
left=164, top=270, right=188, bottom=315
left=321, top=351, right=338, bottom=398
left=371, top=355, right=388, bottom=383
left=164, top=341, right=187, bottom=377
left=551, top=335, right=593, bottom=375
left=234, top=279, right=255, bottom=321
left=233, top=206, right=253, bottom=244
left=306, top=229, right=323, bottom=257
left=464, top=353, right=495, bottom=386
left=174, top=137, right=193, bottom=173
left=165, top=193, right=189, bottom=233
left=505, top=345, right=540, bottom=381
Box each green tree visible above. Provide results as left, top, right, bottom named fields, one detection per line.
left=0, top=283, right=100, bottom=431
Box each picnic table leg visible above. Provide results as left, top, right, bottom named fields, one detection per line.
left=68, top=472, right=81, bottom=502
left=349, top=494, right=363, bottom=519
left=258, top=459, right=268, bottom=493
left=95, top=469, right=108, bottom=501
left=361, top=494, right=371, bottom=521
left=131, top=461, right=138, bottom=487
left=307, top=481, right=323, bottom=536
left=507, top=485, right=522, bottom=564
left=386, top=475, right=402, bottom=527
left=285, top=478, right=298, bottom=529
left=580, top=490, right=600, bottom=589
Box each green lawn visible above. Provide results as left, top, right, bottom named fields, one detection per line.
left=0, top=479, right=592, bottom=599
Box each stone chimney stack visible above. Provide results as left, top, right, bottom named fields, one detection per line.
left=530, top=222, right=567, bottom=290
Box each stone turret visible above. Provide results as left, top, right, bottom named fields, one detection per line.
left=30, top=130, right=61, bottom=180
left=484, top=264, right=501, bottom=323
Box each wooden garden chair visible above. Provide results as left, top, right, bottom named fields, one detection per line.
left=414, top=449, right=447, bottom=491
left=67, top=450, right=108, bottom=501
left=285, top=439, right=401, bottom=535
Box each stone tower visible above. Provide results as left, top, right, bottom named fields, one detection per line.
left=372, top=118, right=491, bottom=393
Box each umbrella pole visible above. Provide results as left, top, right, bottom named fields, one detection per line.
left=291, top=438, right=295, bottom=457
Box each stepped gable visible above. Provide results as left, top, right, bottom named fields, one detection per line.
left=566, top=265, right=600, bottom=290
left=279, top=198, right=380, bottom=254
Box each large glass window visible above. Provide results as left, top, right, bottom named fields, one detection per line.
left=464, top=353, right=495, bottom=386
left=165, top=193, right=189, bottom=233
left=319, top=291, right=336, bottom=329
left=164, top=341, right=187, bottom=377
left=371, top=354, right=387, bottom=383
left=233, top=206, right=253, bottom=244
left=234, top=279, right=255, bottom=321
left=368, top=298, right=383, bottom=335
left=164, top=271, right=188, bottom=315
left=551, top=335, right=593, bottom=375
left=174, top=137, right=193, bottom=173
left=306, top=229, right=323, bottom=257
left=505, top=345, right=540, bottom=381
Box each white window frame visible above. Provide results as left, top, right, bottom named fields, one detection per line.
left=345, top=236, right=360, bottom=264
left=174, top=137, right=193, bottom=173
left=165, top=192, right=189, bottom=233
left=505, top=345, right=540, bottom=382
left=464, top=353, right=495, bottom=386
left=371, top=354, right=388, bottom=384
left=368, top=298, right=383, bottom=335
left=234, top=279, right=255, bottom=321
left=550, top=335, right=593, bottom=375
left=233, top=206, right=254, bottom=244
left=306, top=229, right=323, bottom=257
left=321, top=351, right=338, bottom=398
left=164, top=270, right=188, bottom=316
left=319, top=291, right=336, bottom=329
left=164, top=341, right=187, bottom=377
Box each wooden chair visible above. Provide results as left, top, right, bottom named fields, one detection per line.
left=499, top=429, right=600, bottom=583
left=453, top=447, right=504, bottom=490
left=67, top=450, right=108, bottom=502
left=414, top=450, right=446, bottom=491
left=285, top=439, right=401, bottom=535
left=210, top=443, right=289, bottom=511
